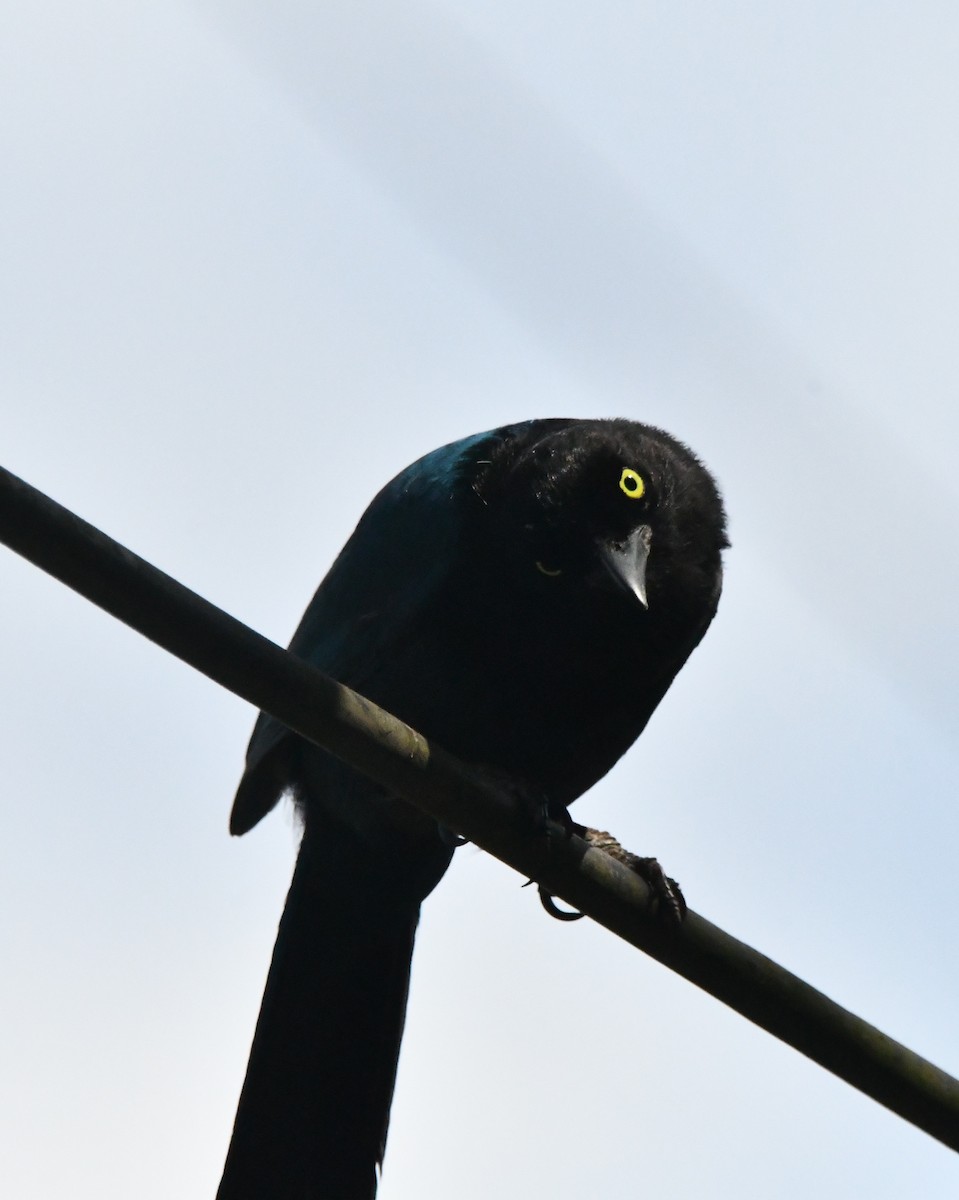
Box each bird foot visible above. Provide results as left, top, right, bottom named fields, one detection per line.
left=469, top=768, right=685, bottom=925
left=580, top=827, right=687, bottom=924
left=536, top=824, right=686, bottom=925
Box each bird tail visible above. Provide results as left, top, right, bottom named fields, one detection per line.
left=217, top=823, right=424, bottom=1200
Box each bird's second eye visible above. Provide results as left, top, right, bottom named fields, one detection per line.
left=535, top=561, right=563, bottom=578
left=619, top=468, right=646, bottom=500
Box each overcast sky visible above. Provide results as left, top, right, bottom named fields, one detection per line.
left=3, top=3, right=958, bottom=1197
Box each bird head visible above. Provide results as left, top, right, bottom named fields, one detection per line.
left=472, top=418, right=728, bottom=627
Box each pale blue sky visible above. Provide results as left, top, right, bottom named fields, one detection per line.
left=2, top=3, right=958, bottom=1197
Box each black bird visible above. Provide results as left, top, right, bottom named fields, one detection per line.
left=217, top=418, right=727, bottom=1199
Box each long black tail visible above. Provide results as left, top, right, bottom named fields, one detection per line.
left=217, top=824, right=424, bottom=1199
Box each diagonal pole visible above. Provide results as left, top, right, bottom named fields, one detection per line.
left=1, top=463, right=957, bottom=1152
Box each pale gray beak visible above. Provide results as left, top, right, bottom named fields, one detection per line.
left=600, top=525, right=652, bottom=608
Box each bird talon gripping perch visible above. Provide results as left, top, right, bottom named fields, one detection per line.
left=581, top=828, right=688, bottom=925
left=219, top=418, right=726, bottom=1198
left=538, top=886, right=587, bottom=922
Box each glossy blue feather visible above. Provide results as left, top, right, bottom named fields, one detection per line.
left=245, top=423, right=534, bottom=775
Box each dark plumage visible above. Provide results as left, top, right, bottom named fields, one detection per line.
left=217, top=418, right=728, bottom=1199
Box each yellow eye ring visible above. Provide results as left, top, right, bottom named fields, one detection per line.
left=619, top=468, right=645, bottom=500
left=535, top=561, right=563, bottom=577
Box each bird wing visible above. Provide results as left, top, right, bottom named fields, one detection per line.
left=230, top=424, right=535, bottom=834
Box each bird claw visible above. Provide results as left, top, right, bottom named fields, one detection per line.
left=533, top=829, right=686, bottom=926
left=479, top=769, right=686, bottom=926
left=628, top=855, right=687, bottom=925
left=581, top=828, right=687, bottom=925
left=538, top=887, right=586, bottom=921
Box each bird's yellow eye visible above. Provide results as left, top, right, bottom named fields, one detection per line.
left=619, top=468, right=645, bottom=500
left=535, top=561, right=562, bottom=577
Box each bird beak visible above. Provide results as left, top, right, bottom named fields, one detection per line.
left=600, top=525, right=652, bottom=608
